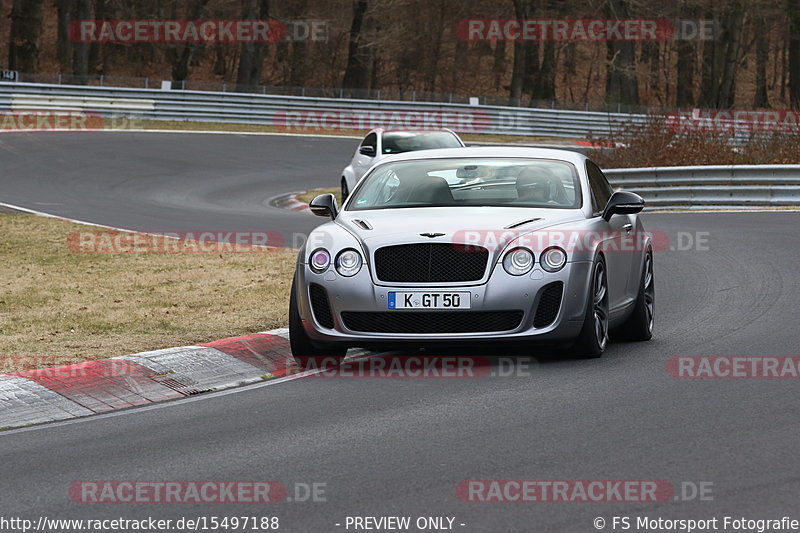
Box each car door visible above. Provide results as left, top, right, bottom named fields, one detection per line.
left=352, top=132, right=378, bottom=182
left=586, top=160, right=634, bottom=314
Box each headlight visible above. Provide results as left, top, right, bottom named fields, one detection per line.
left=335, top=248, right=363, bottom=277
left=309, top=248, right=331, bottom=273
left=540, top=246, right=567, bottom=272
left=502, top=247, right=534, bottom=276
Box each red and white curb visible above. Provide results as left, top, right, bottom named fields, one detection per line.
left=270, top=192, right=309, bottom=211
left=0, top=329, right=298, bottom=430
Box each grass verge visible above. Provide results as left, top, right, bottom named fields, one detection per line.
left=109, top=119, right=569, bottom=145
left=0, top=213, right=296, bottom=368
left=294, top=187, right=341, bottom=206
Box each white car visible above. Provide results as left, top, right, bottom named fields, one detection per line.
left=340, top=129, right=465, bottom=200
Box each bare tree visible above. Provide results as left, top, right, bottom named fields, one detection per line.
left=789, top=0, right=800, bottom=108
left=342, top=0, right=371, bottom=90
left=8, top=0, right=45, bottom=72
left=604, top=0, right=639, bottom=107
left=236, top=0, right=270, bottom=90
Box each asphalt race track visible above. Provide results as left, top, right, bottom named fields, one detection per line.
left=1, top=132, right=799, bottom=532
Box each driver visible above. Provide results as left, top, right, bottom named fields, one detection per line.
left=516, top=167, right=559, bottom=204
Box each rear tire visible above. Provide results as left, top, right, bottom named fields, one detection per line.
left=341, top=178, right=349, bottom=201
left=572, top=257, right=609, bottom=359
left=289, top=276, right=346, bottom=368
left=618, top=249, right=654, bottom=341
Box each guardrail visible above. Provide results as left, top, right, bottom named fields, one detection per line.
left=0, top=82, right=797, bottom=208
left=605, top=165, right=800, bottom=208
left=0, top=81, right=645, bottom=139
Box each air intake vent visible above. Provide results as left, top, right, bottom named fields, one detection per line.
left=309, top=284, right=335, bottom=329
left=341, top=311, right=524, bottom=334
left=533, top=282, right=564, bottom=328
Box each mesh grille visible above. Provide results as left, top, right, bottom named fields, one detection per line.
left=341, top=311, right=523, bottom=334
left=309, top=284, right=335, bottom=329
left=533, top=282, right=564, bottom=328
left=374, top=243, right=489, bottom=283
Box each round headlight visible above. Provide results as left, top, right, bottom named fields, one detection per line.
left=335, top=249, right=363, bottom=277
left=309, top=248, right=331, bottom=273
left=541, top=246, right=567, bottom=272
left=502, top=247, right=534, bottom=276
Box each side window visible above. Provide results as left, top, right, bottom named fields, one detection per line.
left=361, top=132, right=377, bottom=150
left=586, top=160, right=614, bottom=215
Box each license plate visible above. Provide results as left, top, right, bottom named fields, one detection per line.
left=388, top=292, right=471, bottom=309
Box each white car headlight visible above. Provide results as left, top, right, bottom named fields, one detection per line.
left=335, top=249, right=363, bottom=277
left=503, top=247, right=534, bottom=276
left=540, top=246, right=567, bottom=272
left=309, top=248, right=331, bottom=273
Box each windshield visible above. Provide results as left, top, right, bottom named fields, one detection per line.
left=347, top=158, right=581, bottom=210
left=381, top=131, right=462, bottom=154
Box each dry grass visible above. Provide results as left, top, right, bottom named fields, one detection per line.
left=110, top=118, right=568, bottom=145
left=295, top=187, right=341, bottom=206
left=0, top=213, right=297, bottom=368
left=589, top=116, right=800, bottom=168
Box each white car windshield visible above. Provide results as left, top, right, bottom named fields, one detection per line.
left=381, top=132, right=462, bottom=154
left=347, top=158, right=581, bottom=210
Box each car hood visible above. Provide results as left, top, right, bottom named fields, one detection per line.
left=337, top=206, right=585, bottom=251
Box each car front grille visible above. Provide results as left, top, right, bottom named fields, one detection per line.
left=341, top=311, right=524, bottom=334
left=309, top=284, right=335, bottom=329
left=374, top=243, right=489, bottom=283
left=533, top=282, right=564, bottom=328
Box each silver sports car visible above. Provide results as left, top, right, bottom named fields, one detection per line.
left=289, top=147, right=654, bottom=365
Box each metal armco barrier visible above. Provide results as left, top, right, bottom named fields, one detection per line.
left=605, top=165, right=800, bottom=208
left=0, top=82, right=798, bottom=208
left=0, top=81, right=645, bottom=138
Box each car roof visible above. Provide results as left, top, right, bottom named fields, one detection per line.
left=373, top=146, right=588, bottom=165
left=368, top=128, right=460, bottom=136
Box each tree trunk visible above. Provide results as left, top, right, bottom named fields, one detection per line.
left=509, top=0, right=535, bottom=104
left=754, top=16, right=770, bottom=108
left=789, top=0, right=800, bottom=109
left=717, top=1, right=743, bottom=109
left=8, top=0, right=45, bottom=73
left=342, top=0, right=370, bottom=90
left=89, top=0, right=109, bottom=74
left=71, top=0, right=91, bottom=77
left=604, top=0, right=639, bottom=107
left=236, top=0, right=270, bottom=90
left=56, top=0, right=73, bottom=72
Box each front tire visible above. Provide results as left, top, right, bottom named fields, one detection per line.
left=341, top=178, right=349, bottom=201
left=289, top=276, right=346, bottom=368
left=618, top=248, right=654, bottom=341
left=573, top=256, right=609, bottom=359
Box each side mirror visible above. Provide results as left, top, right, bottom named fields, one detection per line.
left=359, top=145, right=376, bottom=157
left=309, top=193, right=339, bottom=220
left=602, top=191, right=644, bottom=221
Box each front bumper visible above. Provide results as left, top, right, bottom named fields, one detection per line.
left=295, top=259, right=594, bottom=347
